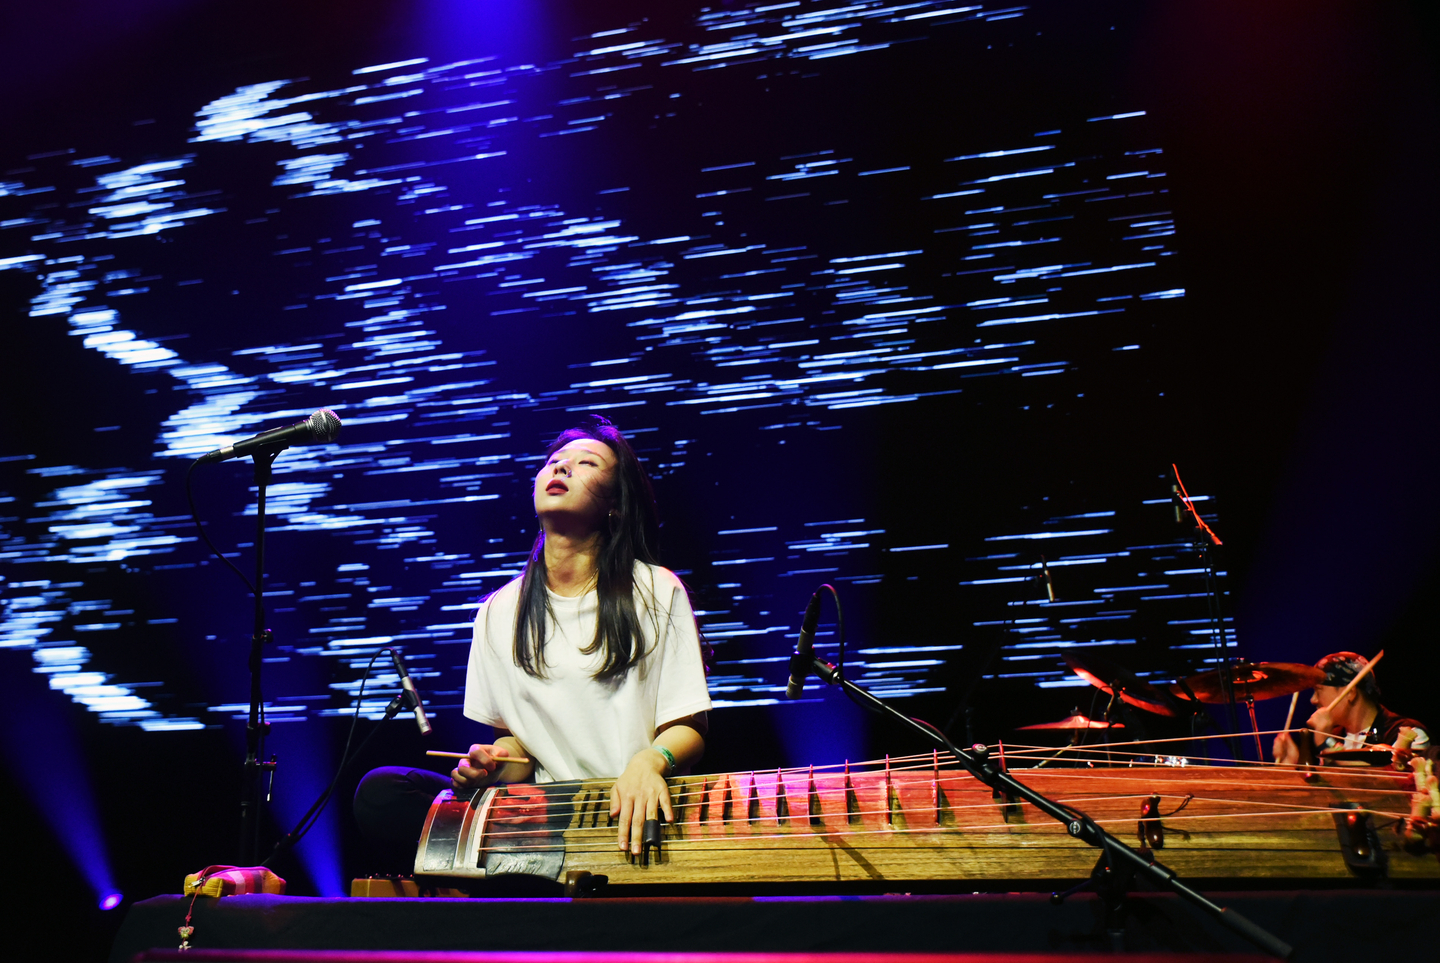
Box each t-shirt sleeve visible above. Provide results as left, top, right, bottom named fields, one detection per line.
left=463, top=592, right=508, bottom=728
left=651, top=568, right=713, bottom=727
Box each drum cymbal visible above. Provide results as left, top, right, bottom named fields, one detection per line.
left=1169, top=661, right=1324, bottom=704
left=1063, top=651, right=1184, bottom=718
left=1018, top=713, right=1123, bottom=730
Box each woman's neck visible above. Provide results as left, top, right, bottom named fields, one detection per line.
left=543, top=529, right=602, bottom=597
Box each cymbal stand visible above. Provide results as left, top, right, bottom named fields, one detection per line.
left=1172, top=675, right=1213, bottom=761
left=1104, top=681, right=1151, bottom=756
left=1101, top=687, right=1123, bottom=766
left=1239, top=684, right=1265, bottom=762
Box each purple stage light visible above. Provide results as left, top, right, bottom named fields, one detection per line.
left=2, top=653, right=122, bottom=915
left=266, top=723, right=347, bottom=897
left=100, top=892, right=124, bottom=911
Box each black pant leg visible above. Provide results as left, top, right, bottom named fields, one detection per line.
left=354, top=766, right=451, bottom=843
left=351, top=766, right=451, bottom=874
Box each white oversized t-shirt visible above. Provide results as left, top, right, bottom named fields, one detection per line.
left=463, top=562, right=712, bottom=783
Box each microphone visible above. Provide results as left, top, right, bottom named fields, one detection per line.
left=197, top=409, right=342, bottom=464
left=785, top=591, right=823, bottom=700
left=389, top=648, right=432, bottom=736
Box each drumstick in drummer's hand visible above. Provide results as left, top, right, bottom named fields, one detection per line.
left=426, top=750, right=531, bottom=765
left=1283, top=691, right=1299, bottom=732
left=1324, top=650, right=1384, bottom=713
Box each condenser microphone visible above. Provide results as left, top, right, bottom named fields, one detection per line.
left=389, top=648, right=432, bottom=736
left=196, top=409, right=342, bottom=464
left=785, top=591, right=823, bottom=699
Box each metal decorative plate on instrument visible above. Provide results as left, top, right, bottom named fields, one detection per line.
left=1319, top=747, right=1393, bottom=767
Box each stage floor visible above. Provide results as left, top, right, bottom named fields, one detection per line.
left=111, top=889, right=1439, bottom=962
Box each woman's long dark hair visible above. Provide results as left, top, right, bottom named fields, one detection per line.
left=513, top=416, right=662, bottom=682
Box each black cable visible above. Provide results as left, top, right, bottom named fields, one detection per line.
left=185, top=458, right=257, bottom=597
left=261, top=647, right=389, bottom=867
left=821, top=582, right=845, bottom=668
left=1159, top=794, right=1194, bottom=818
left=810, top=583, right=868, bottom=715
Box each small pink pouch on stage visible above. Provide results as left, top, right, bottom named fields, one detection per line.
left=183, top=864, right=286, bottom=897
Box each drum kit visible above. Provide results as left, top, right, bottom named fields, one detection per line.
left=1018, top=653, right=1329, bottom=763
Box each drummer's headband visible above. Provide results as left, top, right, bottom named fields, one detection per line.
left=1316, top=652, right=1382, bottom=700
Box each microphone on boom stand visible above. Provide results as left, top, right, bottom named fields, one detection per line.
left=785, top=591, right=822, bottom=699
left=786, top=587, right=842, bottom=699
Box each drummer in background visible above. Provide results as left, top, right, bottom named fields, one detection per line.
left=1272, top=651, right=1430, bottom=768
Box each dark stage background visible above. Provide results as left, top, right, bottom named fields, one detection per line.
left=0, top=1, right=1436, bottom=959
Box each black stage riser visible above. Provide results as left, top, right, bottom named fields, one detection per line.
left=111, top=892, right=1438, bottom=963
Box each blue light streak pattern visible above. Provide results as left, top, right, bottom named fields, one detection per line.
left=0, top=1, right=1218, bottom=734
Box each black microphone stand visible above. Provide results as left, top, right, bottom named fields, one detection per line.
left=1194, top=530, right=1244, bottom=760
left=792, top=655, right=1292, bottom=959
left=1173, top=470, right=1243, bottom=762
left=239, top=449, right=281, bottom=866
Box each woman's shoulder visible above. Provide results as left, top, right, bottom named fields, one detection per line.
left=476, top=575, right=525, bottom=617
left=634, top=560, right=684, bottom=592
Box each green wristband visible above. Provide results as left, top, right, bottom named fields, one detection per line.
left=653, top=745, right=677, bottom=774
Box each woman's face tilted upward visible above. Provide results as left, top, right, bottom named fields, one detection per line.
left=533, top=436, right=618, bottom=535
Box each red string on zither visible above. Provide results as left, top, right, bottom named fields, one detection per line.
left=1172, top=463, right=1222, bottom=546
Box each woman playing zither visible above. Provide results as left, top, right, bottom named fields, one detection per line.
left=355, top=417, right=711, bottom=857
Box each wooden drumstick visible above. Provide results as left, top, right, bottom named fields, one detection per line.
left=1323, top=649, right=1384, bottom=713
left=427, top=750, right=531, bottom=765
left=1283, top=691, right=1299, bottom=732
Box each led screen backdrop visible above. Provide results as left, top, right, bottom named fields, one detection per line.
left=0, top=1, right=1221, bottom=734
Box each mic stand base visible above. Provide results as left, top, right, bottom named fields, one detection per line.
left=796, top=657, right=1292, bottom=960
left=1050, top=846, right=1155, bottom=952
